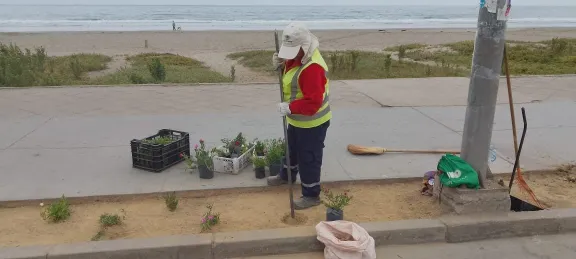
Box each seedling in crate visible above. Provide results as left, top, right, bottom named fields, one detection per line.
left=219, top=132, right=252, bottom=158
left=142, top=136, right=173, bottom=145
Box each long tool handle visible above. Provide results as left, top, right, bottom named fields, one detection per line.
left=274, top=31, right=295, bottom=218
left=504, top=46, right=521, bottom=170
left=509, top=108, right=528, bottom=192
left=386, top=149, right=461, bottom=154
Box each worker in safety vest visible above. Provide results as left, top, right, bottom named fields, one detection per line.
left=267, top=22, right=331, bottom=210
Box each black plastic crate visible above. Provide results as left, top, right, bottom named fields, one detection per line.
left=131, top=129, right=190, bottom=172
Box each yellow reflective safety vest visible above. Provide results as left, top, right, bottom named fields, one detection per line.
left=282, top=49, right=331, bottom=129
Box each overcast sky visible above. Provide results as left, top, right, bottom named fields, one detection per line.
left=0, top=0, right=574, bottom=5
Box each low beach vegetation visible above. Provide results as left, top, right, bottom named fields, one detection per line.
left=404, top=38, right=576, bottom=75
left=0, top=43, right=232, bottom=87
left=0, top=42, right=111, bottom=87
left=228, top=50, right=467, bottom=79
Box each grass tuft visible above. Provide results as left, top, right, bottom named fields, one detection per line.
left=99, top=214, right=122, bottom=227
left=164, top=192, right=179, bottom=212
left=41, top=195, right=71, bottom=223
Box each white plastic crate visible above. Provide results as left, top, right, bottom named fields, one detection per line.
left=212, top=146, right=255, bottom=175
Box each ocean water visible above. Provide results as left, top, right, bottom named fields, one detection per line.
left=0, top=5, right=575, bottom=32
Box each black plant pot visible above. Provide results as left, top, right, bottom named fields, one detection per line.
left=198, top=165, right=214, bottom=179
left=269, top=163, right=282, bottom=177
left=326, top=208, right=344, bottom=221
left=254, top=167, right=266, bottom=179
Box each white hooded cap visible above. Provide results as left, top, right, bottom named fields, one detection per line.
left=278, top=22, right=319, bottom=64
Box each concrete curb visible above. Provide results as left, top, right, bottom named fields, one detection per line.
left=2, top=209, right=576, bottom=259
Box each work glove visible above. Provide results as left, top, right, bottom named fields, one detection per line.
left=277, top=102, right=291, bottom=116
left=272, top=52, right=283, bottom=70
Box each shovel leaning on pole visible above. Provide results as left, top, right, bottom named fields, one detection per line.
left=274, top=31, right=296, bottom=219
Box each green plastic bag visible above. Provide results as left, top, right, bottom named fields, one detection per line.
left=437, top=154, right=480, bottom=189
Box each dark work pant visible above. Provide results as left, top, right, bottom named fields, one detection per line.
left=279, top=120, right=330, bottom=198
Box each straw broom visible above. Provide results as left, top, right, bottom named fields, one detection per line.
left=347, top=144, right=460, bottom=155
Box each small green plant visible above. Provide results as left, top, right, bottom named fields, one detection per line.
left=164, top=192, right=179, bottom=212
left=321, top=188, right=352, bottom=211
left=142, top=135, right=173, bottom=145
left=230, top=65, right=236, bottom=81
left=349, top=51, right=360, bottom=71
left=195, top=139, right=214, bottom=169
left=550, top=37, right=568, bottom=55
left=252, top=156, right=268, bottom=168
left=69, top=56, right=83, bottom=80
left=200, top=204, right=220, bottom=232
left=398, top=45, right=406, bottom=62
left=99, top=213, right=122, bottom=227
left=181, top=153, right=196, bottom=170
left=92, top=212, right=123, bottom=241
left=329, top=52, right=339, bottom=72
left=254, top=140, right=266, bottom=156
left=148, top=58, right=166, bottom=82
left=91, top=229, right=106, bottom=241
left=425, top=65, right=432, bottom=77
left=265, top=138, right=285, bottom=165
left=383, top=54, right=392, bottom=75
left=129, top=73, right=146, bottom=84
left=41, top=195, right=71, bottom=223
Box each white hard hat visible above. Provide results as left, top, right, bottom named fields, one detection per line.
left=278, top=22, right=312, bottom=60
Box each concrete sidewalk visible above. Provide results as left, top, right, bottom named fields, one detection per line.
left=239, top=233, right=576, bottom=259
left=1, top=76, right=575, bottom=201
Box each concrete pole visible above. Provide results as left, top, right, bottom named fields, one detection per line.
left=460, top=0, right=509, bottom=187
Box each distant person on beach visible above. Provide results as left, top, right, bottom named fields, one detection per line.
left=172, top=21, right=176, bottom=31
left=267, top=22, right=331, bottom=210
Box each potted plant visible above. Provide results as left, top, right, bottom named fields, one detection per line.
left=212, top=132, right=256, bottom=174
left=252, top=156, right=267, bottom=179
left=321, top=188, right=352, bottom=221
left=265, top=138, right=285, bottom=177
left=182, top=139, right=215, bottom=179
left=254, top=140, right=266, bottom=157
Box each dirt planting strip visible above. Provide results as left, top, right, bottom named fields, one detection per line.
left=1, top=209, right=576, bottom=259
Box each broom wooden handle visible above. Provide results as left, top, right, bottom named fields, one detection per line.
left=386, top=149, right=461, bottom=154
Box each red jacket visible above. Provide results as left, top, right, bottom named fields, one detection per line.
left=284, top=57, right=327, bottom=116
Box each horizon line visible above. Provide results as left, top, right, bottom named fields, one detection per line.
left=1, top=4, right=574, bottom=6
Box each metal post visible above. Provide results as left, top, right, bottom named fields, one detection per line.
left=274, top=31, right=296, bottom=218
left=460, top=0, right=509, bottom=187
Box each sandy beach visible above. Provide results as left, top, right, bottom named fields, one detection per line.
left=2, top=28, right=576, bottom=82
